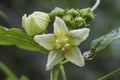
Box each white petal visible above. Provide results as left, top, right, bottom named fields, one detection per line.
left=34, top=34, right=56, bottom=50
left=69, top=28, right=90, bottom=46
left=46, top=50, right=64, bottom=70
left=65, top=47, right=85, bottom=67
left=54, top=17, right=68, bottom=37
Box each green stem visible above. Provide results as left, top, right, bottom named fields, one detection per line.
left=60, top=65, right=67, bottom=80
left=97, top=68, right=120, bottom=80
left=53, top=65, right=61, bottom=80
left=0, top=62, right=18, bottom=80
left=50, top=63, right=67, bottom=80
left=61, top=60, right=69, bottom=65
left=50, top=68, right=53, bottom=80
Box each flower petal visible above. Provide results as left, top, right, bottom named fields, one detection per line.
left=65, top=47, right=85, bottom=67
left=46, top=50, right=64, bottom=70
left=69, top=28, right=90, bottom=46
left=34, top=34, right=56, bottom=50
left=54, top=17, right=68, bottom=37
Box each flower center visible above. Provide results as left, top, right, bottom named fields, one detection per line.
left=55, top=36, right=71, bottom=52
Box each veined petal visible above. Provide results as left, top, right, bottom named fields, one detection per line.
left=54, top=17, right=68, bottom=37
left=69, top=28, right=90, bottom=46
left=46, top=50, right=64, bottom=70
left=34, top=34, right=56, bottom=50
left=65, top=47, right=85, bottom=67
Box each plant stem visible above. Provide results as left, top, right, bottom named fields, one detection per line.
left=97, top=68, right=120, bottom=80
left=61, top=60, right=69, bottom=65
left=53, top=65, right=61, bottom=80
left=0, top=62, right=18, bottom=80
left=91, top=0, right=100, bottom=11
left=50, top=68, right=53, bottom=80
left=50, top=63, right=67, bottom=80
left=60, top=65, right=67, bottom=80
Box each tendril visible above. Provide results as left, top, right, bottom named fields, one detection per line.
left=91, top=0, right=100, bottom=11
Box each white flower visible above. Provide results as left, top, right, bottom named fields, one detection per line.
left=34, top=17, right=90, bottom=70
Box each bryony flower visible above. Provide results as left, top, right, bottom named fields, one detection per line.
left=34, top=17, right=90, bottom=70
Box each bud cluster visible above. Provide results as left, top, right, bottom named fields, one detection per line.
left=49, top=7, right=95, bottom=29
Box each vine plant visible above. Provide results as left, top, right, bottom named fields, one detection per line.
left=0, top=0, right=120, bottom=80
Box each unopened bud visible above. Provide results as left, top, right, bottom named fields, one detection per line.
left=74, top=17, right=86, bottom=28
left=66, top=8, right=79, bottom=17
left=62, top=14, right=73, bottom=23
left=49, top=7, right=65, bottom=20
left=22, top=11, right=50, bottom=36
left=62, top=14, right=74, bottom=29
left=79, top=8, right=95, bottom=22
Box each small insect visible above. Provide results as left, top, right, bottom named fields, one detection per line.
left=83, top=50, right=96, bottom=60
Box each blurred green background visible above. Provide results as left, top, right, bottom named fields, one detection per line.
left=0, top=0, right=120, bottom=80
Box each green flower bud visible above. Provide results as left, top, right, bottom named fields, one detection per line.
left=62, top=14, right=73, bottom=23
left=66, top=8, right=79, bottom=17
left=49, top=7, right=65, bottom=20
left=62, top=14, right=74, bottom=29
left=79, top=8, right=95, bottom=22
left=74, top=17, right=86, bottom=28
left=22, top=11, right=50, bottom=36
left=62, top=15, right=87, bottom=29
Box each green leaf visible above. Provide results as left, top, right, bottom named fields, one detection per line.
left=0, top=26, right=48, bottom=54
left=90, top=27, right=120, bottom=52
left=97, top=68, right=120, bottom=80
left=0, top=62, right=18, bottom=80
left=20, top=75, right=29, bottom=80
